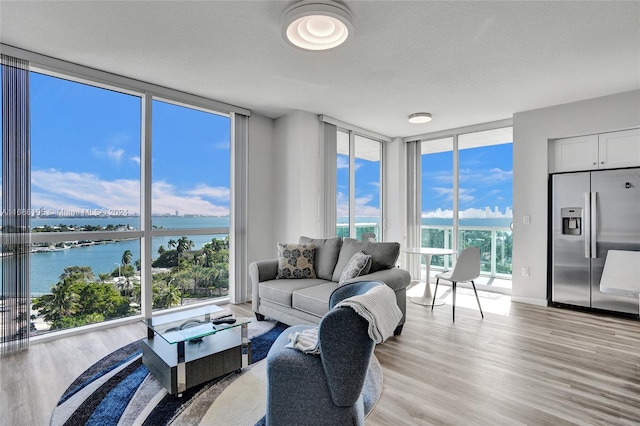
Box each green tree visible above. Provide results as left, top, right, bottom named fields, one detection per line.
left=121, top=249, right=132, bottom=267
left=32, top=281, right=80, bottom=323
left=176, top=236, right=195, bottom=254
left=152, top=250, right=178, bottom=268
left=153, top=280, right=182, bottom=309
left=59, top=266, right=94, bottom=283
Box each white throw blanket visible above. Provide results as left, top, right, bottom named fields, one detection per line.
left=287, top=285, right=402, bottom=354
left=286, top=327, right=321, bottom=354
left=335, top=285, right=403, bottom=343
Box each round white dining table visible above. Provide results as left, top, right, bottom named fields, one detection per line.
left=404, top=247, right=457, bottom=306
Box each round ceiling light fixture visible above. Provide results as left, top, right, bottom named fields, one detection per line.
left=408, top=112, right=432, bottom=124
left=282, top=1, right=354, bottom=51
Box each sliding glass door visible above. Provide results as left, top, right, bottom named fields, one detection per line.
left=417, top=126, right=513, bottom=287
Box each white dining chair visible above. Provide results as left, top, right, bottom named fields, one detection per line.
left=431, top=246, right=484, bottom=322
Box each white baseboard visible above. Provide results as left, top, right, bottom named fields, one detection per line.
left=511, top=295, right=549, bottom=307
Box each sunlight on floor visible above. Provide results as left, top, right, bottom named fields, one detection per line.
left=407, top=281, right=512, bottom=316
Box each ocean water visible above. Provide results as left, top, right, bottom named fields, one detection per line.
left=4, top=216, right=230, bottom=296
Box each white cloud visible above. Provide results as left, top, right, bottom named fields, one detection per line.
left=186, top=184, right=230, bottom=200
left=92, top=146, right=125, bottom=164
left=431, top=187, right=453, bottom=199
left=31, top=169, right=139, bottom=212
left=354, top=195, right=380, bottom=217
left=152, top=182, right=229, bottom=216
left=459, top=167, right=512, bottom=184
left=107, top=147, right=124, bottom=162
left=131, top=156, right=141, bottom=164
left=423, top=170, right=453, bottom=184
left=336, top=157, right=362, bottom=170
left=429, top=186, right=475, bottom=205
left=30, top=169, right=231, bottom=216
left=336, top=192, right=380, bottom=218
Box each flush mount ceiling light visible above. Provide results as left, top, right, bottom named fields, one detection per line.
left=282, top=0, right=354, bottom=51
left=408, top=112, right=432, bottom=124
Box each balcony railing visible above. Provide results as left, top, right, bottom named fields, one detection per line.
left=422, top=225, right=513, bottom=278
left=337, top=222, right=513, bottom=279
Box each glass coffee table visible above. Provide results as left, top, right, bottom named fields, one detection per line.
left=142, top=304, right=251, bottom=396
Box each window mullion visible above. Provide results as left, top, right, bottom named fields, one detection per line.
left=452, top=134, right=459, bottom=255
left=141, top=92, right=153, bottom=318
left=349, top=131, right=356, bottom=238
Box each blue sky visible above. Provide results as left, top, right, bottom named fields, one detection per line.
left=24, top=71, right=511, bottom=220
left=29, top=72, right=231, bottom=216
left=422, top=144, right=513, bottom=218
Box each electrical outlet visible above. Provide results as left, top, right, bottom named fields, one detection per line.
left=522, top=267, right=530, bottom=277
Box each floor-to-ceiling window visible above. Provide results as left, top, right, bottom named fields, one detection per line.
left=1, top=50, right=242, bottom=336
left=28, top=73, right=143, bottom=331
left=336, top=130, right=383, bottom=240
left=421, top=137, right=454, bottom=269
left=150, top=99, right=230, bottom=312
left=415, top=124, right=513, bottom=289
left=458, top=128, right=513, bottom=278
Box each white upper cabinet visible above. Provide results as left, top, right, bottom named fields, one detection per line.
left=554, top=134, right=598, bottom=172
left=554, top=128, right=640, bottom=173
left=598, top=128, right=640, bottom=170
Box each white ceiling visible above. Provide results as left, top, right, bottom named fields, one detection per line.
left=1, top=1, right=638, bottom=138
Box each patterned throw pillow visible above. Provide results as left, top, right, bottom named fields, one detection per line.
left=276, top=243, right=316, bottom=279
left=338, top=251, right=372, bottom=285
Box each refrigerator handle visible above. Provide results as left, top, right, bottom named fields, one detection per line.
left=590, top=192, right=597, bottom=259
left=584, top=192, right=591, bottom=258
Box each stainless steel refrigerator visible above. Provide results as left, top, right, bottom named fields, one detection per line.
left=551, top=167, right=640, bottom=315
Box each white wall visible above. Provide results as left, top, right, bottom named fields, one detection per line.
left=271, top=110, right=322, bottom=243
left=384, top=137, right=407, bottom=263
left=512, top=89, right=640, bottom=305
left=247, top=113, right=276, bottom=269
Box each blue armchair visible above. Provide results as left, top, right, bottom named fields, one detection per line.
left=265, top=281, right=385, bottom=426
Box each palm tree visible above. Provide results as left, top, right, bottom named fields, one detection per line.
left=33, top=282, right=80, bottom=323
left=98, top=273, right=111, bottom=283
left=116, top=278, right=134, bottom=297
left=121, top=249, right=132, bottom=267
left=157, top=245, right=166, bottom=255
left=167, top=239, right=177, bottom=250
left=154, top=281, right=182, bottom=309
left=58, top=266, right=94, bottom=283
left=176, top=236, right=194, bottom=254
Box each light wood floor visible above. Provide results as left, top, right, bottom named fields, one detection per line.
left=1, top=294, right=639, bottom=426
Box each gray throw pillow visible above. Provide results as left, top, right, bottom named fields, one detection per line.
left=338, top=251, right=372, bottom=285
left=299, top=236, right=342, bottom=280
left=332, top=238, right=400, bottom=282
left=276, top=243, right=316, bottom=279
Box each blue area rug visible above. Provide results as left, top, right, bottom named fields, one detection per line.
left=51, top=320, right=383, bottom=425
left=51, top=321, right=288, bottom=426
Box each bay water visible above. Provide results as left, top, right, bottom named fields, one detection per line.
left=5, top=216, right=230, bottom=296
